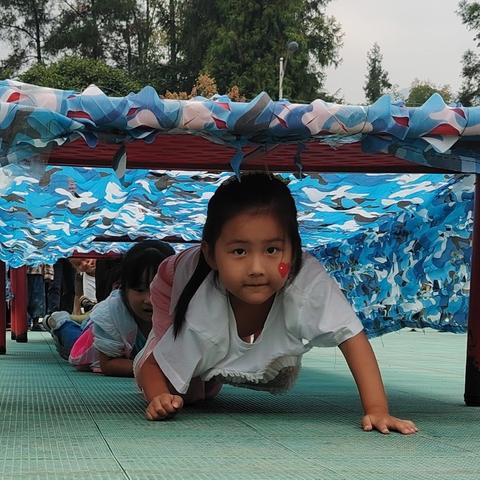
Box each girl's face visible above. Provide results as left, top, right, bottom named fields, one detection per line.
left=204, top=211, right=293, bottom=307
left=125, top=287, right=153, bottom=323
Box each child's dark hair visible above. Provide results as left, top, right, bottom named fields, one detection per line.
left=120, top=239, right=175, bottom=311
left=174, top=172, right=302, bottom=337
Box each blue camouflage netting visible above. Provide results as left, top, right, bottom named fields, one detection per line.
left=0, top=80, right=477, bottom=337
left=0, top=165, right=473, bottom=336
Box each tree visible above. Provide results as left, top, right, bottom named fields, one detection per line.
left=177, top=0, right=343, bottom=101
left=458, top=50, right=480, bottom=105
left=43, top=0, right=176, bottom=91
left=385, top=84, right=405, bottom=103
left=126, top=0, right=167, bottom=78
left=162, top=0, right=180, bottom=68
left=164, top=72, right=217, bottom=99
left=45, top=0, right=133, bottom=62
left=405, top=79, right=452, bottom=106
left=173, top=0, right=225, bottom=93
left=2, top=0, right=343, bottom=101
left=130, top=0, right=188, bottom=93
left=457, top=1, right=480, bottom=105
left=18, top=56, right=142, bottom=95
left=458, top=0, right=480, bottom=46
left=0, top=0, right=52, bottom=70
left=363, top=42, right=391, bottom=103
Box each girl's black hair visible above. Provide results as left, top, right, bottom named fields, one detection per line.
left=120, top=240, right=175, bottom=315
left=173, top=172, right=302, bottom=337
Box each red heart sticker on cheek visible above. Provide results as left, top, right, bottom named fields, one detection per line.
left=278, top=262, right=290, bottom=278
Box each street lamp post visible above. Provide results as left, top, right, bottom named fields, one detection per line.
left=278, top=41, right=299, bottom=100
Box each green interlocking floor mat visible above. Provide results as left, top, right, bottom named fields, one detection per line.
left=1, top=329, right=479, bottom=479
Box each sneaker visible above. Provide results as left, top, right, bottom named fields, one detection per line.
left=30, top=321, right=45, bottom=332
left=43, top=311, right=71, bottom=332
left=52, top=334, right=70, bottom=360
left=30, top=324, right=45, bottom=331
left=42, top=314, right=54, bottom=332
left=80, top=296, right=96, bottom=312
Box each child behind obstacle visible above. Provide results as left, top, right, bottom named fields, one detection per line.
left=45, top=240, right=174, bottom=376
left=134, top=172, right=417, bottom=434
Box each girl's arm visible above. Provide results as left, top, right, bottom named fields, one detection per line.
left=97, top=351, right=134, bottom=377
left=137, top=352, right=183, bottom=420
left=339, top=331, right=418, bottom=435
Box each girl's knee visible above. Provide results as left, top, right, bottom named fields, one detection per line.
left=182, top=377, right=222, bottom=404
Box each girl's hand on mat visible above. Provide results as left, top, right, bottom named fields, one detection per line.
left=361, top=413, right=418, bottom=435
left=146, top=393, right=183, bottom=420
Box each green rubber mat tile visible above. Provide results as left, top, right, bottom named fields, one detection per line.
left=210, top=390, right=339, bottom=413
left=327, top=474, right=479, bottom=480
left=275, top=433, right=471, bottom=459
left=314, top=454, right=479, bottom=480
left=106, top=435, right=294, bottom=460
left=2, top=329, right=480, bottom=479
left=0, top=396, right=92, bottom=417
left=226, top=413, right=360, bottom=437
left=120, top=457, right=336, bottom=480
left=0, top=373, right=73, bottom=389
left=66, top=376, right=135, bottom=389
left=1, top=474, right=127, bottom=480
left=127, top=470, right=335, bottom=480
left=0, top=414, right=100, bottom=437
left=1, top=459, right=127, bottom=480
left=95, top=414, right=256, bottom=438
left=1, top=435, right=114, bottom=460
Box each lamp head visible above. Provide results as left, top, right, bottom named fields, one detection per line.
left=286, top=41, right=299, bottom=53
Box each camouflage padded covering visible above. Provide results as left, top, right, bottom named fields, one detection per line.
left=1, top=80, right=480, bottom=174
left=0, top=166, right=473, bottom=336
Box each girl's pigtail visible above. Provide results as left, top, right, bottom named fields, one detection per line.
left=173, top=253, right=211, bottom=338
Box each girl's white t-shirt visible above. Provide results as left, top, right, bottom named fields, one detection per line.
left=150, top=248, right=364, bottom=395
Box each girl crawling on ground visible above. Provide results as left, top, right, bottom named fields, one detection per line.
left=134, top=172, right=417, bottom=434
left=45, top=240, right=174, bottom=376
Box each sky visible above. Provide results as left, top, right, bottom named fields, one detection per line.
left=323, top=0, right=477, bottom=103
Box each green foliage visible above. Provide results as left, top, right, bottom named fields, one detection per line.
left=0, top=0, right=52, bottom=67
left=385, top=84, right=405, bottom=103
left=405, top=79, right=453, bottom=106
left=363, top=42, right=391, bottom=103
left=44, top=0, right=168, bottom=85
left=18, top=56, right=142, bottom=95
left=458, top=0, right=480, bottom=46
left=2, top=0, right=343, bottom=100
left=0, top=66, right=15, bottom=81
left=457, top=2, right=480, bottom=105
left=458, top=50, right=480, bottom=105
left=178, top=0, right=342, bottom=101
left=45, top=0, right=134, bottom=61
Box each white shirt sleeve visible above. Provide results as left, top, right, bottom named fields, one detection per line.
left=92, top=291, right=134, bottom=358
left=92, top=301, right=124, bottom=357
left=152, top=325, right=224, bottom=394
left=284, top=253, right=364, bottom=347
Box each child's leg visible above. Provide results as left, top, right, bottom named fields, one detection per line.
left=205, top=379, right=223, bottom=399
left=53, top=321, right=83, bottom=353
left=47, top=314, right=83, bottom=360
left=181, top=378, right=222, bottom=404
left=70, top=313, right=89, bottom=324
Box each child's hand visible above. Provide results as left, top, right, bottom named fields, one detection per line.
left=146, top=393, right=183, bottom=421
left=362, top=413, right=418, bottom=435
